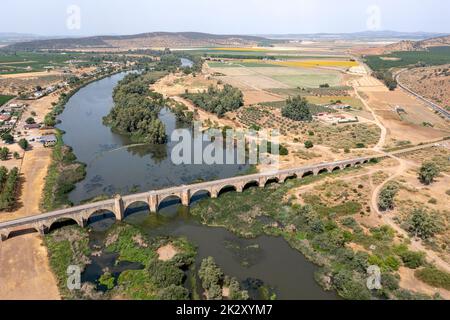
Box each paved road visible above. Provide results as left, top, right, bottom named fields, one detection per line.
left=395, top=69, right=450, bottom=119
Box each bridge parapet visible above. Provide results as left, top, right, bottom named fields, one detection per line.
left=0, top=155, right=385, bottom=242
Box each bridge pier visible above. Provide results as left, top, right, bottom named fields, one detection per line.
left=114, top=195, right=124, bottom=221
left=181, top=190, right=190, bottom=206
left=148, top=194, right=158, bottom=213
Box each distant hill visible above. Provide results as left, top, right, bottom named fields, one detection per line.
left=383, top=35, right=450, bottom=52
left=2, top=32, right=270, bottom=51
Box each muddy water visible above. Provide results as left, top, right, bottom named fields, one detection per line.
left=57, top=71, right=336, bottom=300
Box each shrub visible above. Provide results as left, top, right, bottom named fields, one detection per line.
left=304, top=140, right=314, bottom=149
left=415, top=267, right=450, bottom=290
left=399, top=250, right=425, bottom=269
left=408, top=208, right=441, bottom=240
left=377, top=182, right=399, bottom=211
left=18, top=139, right=29, bottom=151
left=418, top=162, right=440, bottom=185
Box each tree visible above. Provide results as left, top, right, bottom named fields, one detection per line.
left=2, top=133, right=14, bottom=144
left=25, top=117, right=36, bottom=125
left=418, top=162, right=440, bottom=185
left=0, top=147, right=9, bottom=161
left=18, top=139, right=29, bottom=151
left=377, top=183, right=399, bottom=211
left=304, top=140, right=314, bottom=149
left=281, top=96, right=313, bottom=122
left=408, top=208, right=440, bottom=240
left=13, top=152, right=20, bottom=159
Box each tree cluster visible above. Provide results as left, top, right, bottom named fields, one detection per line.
left=281, top=96, right=313, bottom=122
left=104, top=73, right=167, bottom=144
left=182, top=85, right=244, bottom=117
left=0, top=166, right=20, bottom=211
left=198, top=257, right=249, bottom=300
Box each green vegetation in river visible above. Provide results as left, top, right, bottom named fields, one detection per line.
left=103, top=72, right=168, bottom=144
left=41, top=129, right=86, bottom=211
left=189, top=166, right=441, bottom=300
left=44, top=226, right=91, bottom=299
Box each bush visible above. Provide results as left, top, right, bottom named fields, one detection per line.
left=25, top=117, right=36, bottom=125
left=18, top=139, right=29, bottom=151
left=408, top=208, right=441, bottom=240
left=0, top=147, right=9, bottom=161
left=418, top=162, right=440, bottom=185
left=399, top=250, right=425, bottom=269
left=377, top=182, right=399, bottom=211
left=304, top=140, right=314, bottom=149
left=415, top=267, right=450, bottom=290
left=2, top=133, right=14, bottom=144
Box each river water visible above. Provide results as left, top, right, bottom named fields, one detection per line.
left=57, top=71, right=336, bottom=300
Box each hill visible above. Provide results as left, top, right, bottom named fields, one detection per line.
left=2, top=32, right=270, bottom=51
left=383, top=35, right=450, bottom=53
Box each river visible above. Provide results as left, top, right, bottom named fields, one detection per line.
left=56, top=70, right=336, bottom=300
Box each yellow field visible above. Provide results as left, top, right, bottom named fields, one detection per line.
left=273, top=60, right=359, bottom=68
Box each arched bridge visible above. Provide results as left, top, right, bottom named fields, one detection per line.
left=0, top=156, right=380, bottom=242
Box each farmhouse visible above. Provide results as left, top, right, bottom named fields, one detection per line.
left=24, top=123, right=41, bottom=130
left=40, top=134, right=57, bottom=147
left=0, top=114, right=11, bottom=122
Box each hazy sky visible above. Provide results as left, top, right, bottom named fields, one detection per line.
left=1, top=0, right=449, bottom=36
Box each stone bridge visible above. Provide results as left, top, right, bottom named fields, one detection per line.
left=0, top=156, right=380, bottom=242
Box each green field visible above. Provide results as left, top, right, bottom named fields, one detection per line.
left=0, top=95, right=15, bottom=106
left=271, top=74, right=341, bottom=88
left=0, top=52, right=87, bottom=74
left=365, top=46, right=450, bottom=71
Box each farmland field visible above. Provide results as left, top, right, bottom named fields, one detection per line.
left=208, top=61, right=342, bottom=89
left=0, top=94, right=15, bottom=106
left=0, top=52, right=87, bottom=74
left=365, top=46, right=450, bottom=71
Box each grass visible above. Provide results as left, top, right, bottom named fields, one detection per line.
left=0, top=95, right=15, bottom=106
left=304, top=96, right=365, bottom=109
left=415, top=267, right=450, bottom=290
left=44, top=226, right=91, bottom=299
left=40, top=130, right=86, bottom=211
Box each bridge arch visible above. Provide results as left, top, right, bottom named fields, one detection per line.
left=302, top=171, right=314, bottom=178
left=124, top=201, right=150, bottom=218
left=48, top=217, right=81, bottom=232
left=243, top=180, right=259, bottom=191
left=363, top=160, right=369, bottom=164
left=332, top=166, right=341, bottom=172
left=283, top=174, right=297, bottom=182
left=264, top=177, right=280, bottom=187
left=85, top=209, right=117, bottom=225
left=190, top=189, right=211, bottom=204
left=158, top=194, right=182, bottom=211
left=345, top=163, right=352, bottom=169
left=318, top=168, right=329, bottom=175
left=217, top=185, right=237, bottom=197
left=4, top=227, right=40, bottom=240
left=354, top=162, right=362, bottom=166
